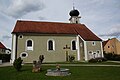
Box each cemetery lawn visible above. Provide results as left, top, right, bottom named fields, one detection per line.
left=0, top=65, right=120, bottom=80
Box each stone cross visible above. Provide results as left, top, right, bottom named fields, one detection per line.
left=63, top=45, right=70, bottom=61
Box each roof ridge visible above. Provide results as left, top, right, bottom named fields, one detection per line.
left=0, top=42, right=6, bottom=49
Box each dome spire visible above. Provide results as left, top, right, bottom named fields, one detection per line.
left=69, top=2, right=81, bottom=24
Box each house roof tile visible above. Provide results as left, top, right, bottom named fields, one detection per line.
left=12, top=20, right=102, bottom=41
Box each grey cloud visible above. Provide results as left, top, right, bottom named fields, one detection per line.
left=2, top=35, right=11, bottom=40
left=38, top=16, right=46, bottom=20
left=2, top=0, right=45, bottom=18
left=99, top=25, right=120, bottom=38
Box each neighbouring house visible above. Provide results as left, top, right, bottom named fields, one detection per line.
left=0, top=42, right=7, bottom=54
left=11, top=9, right=103, bottom=63
left=0, top=42, right=11, bottom=62
left=103, top=38, right=120, bottom=55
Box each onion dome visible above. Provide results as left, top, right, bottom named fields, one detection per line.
left=69, top=9, right=80, bottom=16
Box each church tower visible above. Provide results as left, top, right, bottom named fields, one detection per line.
left=69, top=8, right=81, bottom=24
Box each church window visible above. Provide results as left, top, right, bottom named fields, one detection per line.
left=97, top=50, right=100, bottom=53
left=71, top=40, right=76, bottom=50
left=20, top=52, right=28, bottom=58
left=47, top=39, right=55, bottom=51
left=27, top=40, right=32, bottom=47
left=26, top=39, right=33, bottom=51
left=88, top=51, right=92, bottom=54
left=92, top=41, right=96, bottom=46
left=88, top=51, right=93, bottom=59
left=19, top=35, right=23, bottom=39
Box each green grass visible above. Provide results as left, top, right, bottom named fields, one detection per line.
left=0, top=65, right=120, bottom=80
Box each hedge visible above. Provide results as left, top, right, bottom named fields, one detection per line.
left=104, top=52, right=120, bottom=61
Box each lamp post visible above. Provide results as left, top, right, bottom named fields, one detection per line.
left=63, top=45, right=70, bottom=61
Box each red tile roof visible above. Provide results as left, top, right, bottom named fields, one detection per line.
left=12, top=20, right=102, bottom=41
left=0, top=42, right=6, bottom=49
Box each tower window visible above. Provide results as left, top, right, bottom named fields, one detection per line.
left=76, top=21, right=78, bottom=24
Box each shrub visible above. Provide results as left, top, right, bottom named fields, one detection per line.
left=13, top=57, right=23, bottom=71
left=104, top=52, right=120, bottom=61
left=69, top=55, right=75, bottom=62
left=89, top=57, right=107, bottom=63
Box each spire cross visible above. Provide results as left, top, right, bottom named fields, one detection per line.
left=73, top=0, right=75, bottom=10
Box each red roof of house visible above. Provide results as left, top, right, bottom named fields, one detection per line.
left=0, top=42, right=6, bottom=49
left=12, top=20, right=102, bottom=41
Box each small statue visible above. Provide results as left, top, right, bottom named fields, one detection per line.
left=32, top=60, right=41, bottom=72
left=32, top=55, right=44, bottom=72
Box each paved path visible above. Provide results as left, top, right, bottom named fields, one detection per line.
left=0, top=62, right=120, bottom=67
left=0, top=62, right=12, bottom=67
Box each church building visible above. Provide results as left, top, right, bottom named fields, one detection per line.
left=11, top=9, right=103, bottom=63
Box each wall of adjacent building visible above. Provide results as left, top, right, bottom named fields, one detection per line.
left=104, top=39, right=116, bottom=54
left=16, top=34, right=77, bottom=63
left=104, top=38, right=120, bottom=55
left=116, top=39, right=120, bottom=55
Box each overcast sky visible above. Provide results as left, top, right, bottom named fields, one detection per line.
left=0, top=0, right=120, bottom=48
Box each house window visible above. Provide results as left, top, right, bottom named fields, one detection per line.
left=2, top=49, right=5, bottom=52
left=71, top=40, right=76, bottom=50
left=20, top=52, right=28, bottom=58
left=92, top=41, right=96, bottom=46
left=26, top=39, right=33, bottom=51
left=47, top=39, right=55, bottom=51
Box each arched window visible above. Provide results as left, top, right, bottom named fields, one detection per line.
left=26, top=39, right=33, bottom=51
left=47, top=39, right=55, bottom=51
left=27, top=40, right=32, bottom=47
left=71, top=40, right=76, bottom=50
